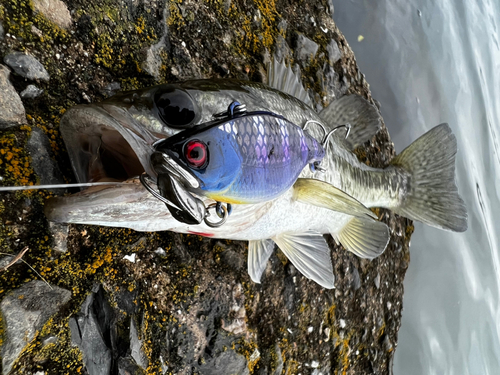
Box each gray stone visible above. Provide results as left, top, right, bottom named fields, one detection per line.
left=0, top=255, right=14, bottom=269
left=295, top=33, right=319, bottom=63
left=4, top=52, right=50, bottom=82
left=275, top=35, right=292, bottom=62
left=69, top=291, right=112, bottom=375
left=374, top=272, right=381, bottom=289
left=273, top=343, right=284, bottom=375
left=20, top=84, right=44, bottom=99
left=102, top=82, right=121, bottom=97
left=326, top=39, right=342, bottom=65
left=27, top=127, right=65, bottom=186
left=0, top=65, right=26, bottom=128
left=0, top=21, right=4, bottom=40
left=197, top=350, right=249, bottom=375
left=0, top=281, right=71, bottom=374
left=321, top=65, right=344, bottom=103
left=32, top=0, right=72, bottom=29
left=31, top=25, right=43, bottom=38
left=130, top=318, right=148, bottom=369
left=351, top=266, right=361, bottom=291
left=142, top=44, right=163, bottom=81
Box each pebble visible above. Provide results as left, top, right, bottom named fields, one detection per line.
left=49, top=222, right=68, bottom=253
left=351, top=266, right=361, bottom=290
left=31, top=25, right=43, bottom=38
left=101, top=81, right=121, bottom=97
left=32, top=0, right=72, bottom=29
left=275, top=34, right=292, bottom=62
left=0, top=65, right=26, bottom=128
left=130, top=318, right=148, bottom=369
left=4, top=52, right=50, bottom=82
left=0, top=281, right=71, bottom=374
left=324, top=327, right=331, bottom=341
left=295, top=32, right=319, bottom=64
left=326, top=39, right=342, bottom=65
left=143, top=44, right=163, bottom=80
left=21, top=84, right=44, bottom=99
left=154, top=247, right=166, bottom=256
left=123, top=253, right=137, bottom=263
left=374, top=273, right=381, bottom=289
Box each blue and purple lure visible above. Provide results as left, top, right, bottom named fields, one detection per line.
left=154, top=112, right=325, bottom=204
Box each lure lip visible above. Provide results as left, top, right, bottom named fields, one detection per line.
left=150, top=150, right=201, bottom=189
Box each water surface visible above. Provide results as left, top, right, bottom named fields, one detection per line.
left=332, top=0, right=500, bottom=373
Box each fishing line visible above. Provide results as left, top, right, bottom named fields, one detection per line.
left=0, top=181, right=130, bottom=192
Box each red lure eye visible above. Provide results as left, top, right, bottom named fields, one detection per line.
left=184, top=140, right=207, bottom=168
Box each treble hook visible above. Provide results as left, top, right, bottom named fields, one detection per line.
left=303, top=120, right=351, bottom=148
left=322, top=123, right=351, bottom=148
left=303, top=119, right=328, bottom=138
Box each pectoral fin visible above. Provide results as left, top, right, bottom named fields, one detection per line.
left=336, top=217, right=390, bottom=260
left=247, top=239, right=275, bottom=284
left=273, top=232, right=335, bottom=289
left=293, top=178, right=377, bottom=219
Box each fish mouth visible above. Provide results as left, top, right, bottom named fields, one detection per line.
left=45, top=102, right=214, bottom=229
left=59, top=103, right=161, bottom=188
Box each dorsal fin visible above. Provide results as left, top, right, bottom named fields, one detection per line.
left=319, top=95, right=382, bottom=150
left=266, top=58, right=313, bottom=107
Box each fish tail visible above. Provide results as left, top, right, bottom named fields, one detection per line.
left=390, top=123, right=467, bottom=232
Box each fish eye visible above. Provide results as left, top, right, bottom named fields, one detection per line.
left=154, top=88, right=197, bottom=128
left=184, top=140, right=208, bottom=169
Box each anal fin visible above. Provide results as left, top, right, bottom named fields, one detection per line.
left=336, top=217, right=390, bottom=260
left=273, top=232, right=335, bottom=289
left=293, top=178, right=377, bottom=219
left=248, top=239, right=275, bottom=284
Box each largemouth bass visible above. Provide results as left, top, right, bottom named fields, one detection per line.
left=45, top=61, right=468, bottom=288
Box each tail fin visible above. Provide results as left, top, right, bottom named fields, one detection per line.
left=390, top=123, right=468, bottom=232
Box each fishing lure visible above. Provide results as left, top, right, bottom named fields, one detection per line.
left=142, top=102, right=349, bottom=227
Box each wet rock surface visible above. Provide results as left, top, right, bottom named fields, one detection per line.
left=0, top=1, right=412, bottom=374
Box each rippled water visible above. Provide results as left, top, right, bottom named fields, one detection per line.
left=332, top=0, right=500, bottom=373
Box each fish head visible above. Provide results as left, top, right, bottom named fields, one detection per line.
left=153, top=121, right=242, bottom=196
